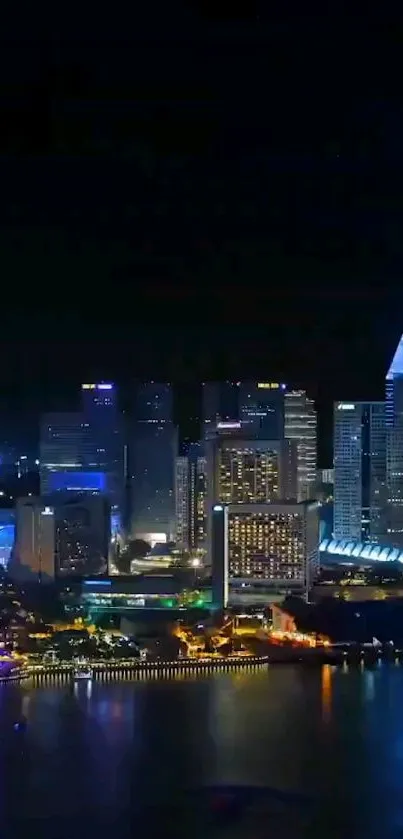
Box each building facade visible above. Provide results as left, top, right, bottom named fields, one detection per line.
left=386, top=335, right=403, bottom=546
left=40, top=383, right=124, bottom=536
left=212, top=501, right=319, bottom=608
left=333, top=401, right=386, bottom=542
left=202, top=381, right=240, bottom=437
left=12, top=497, right=55, bottom=582
left=175, top=444, right=206, bottom=552
left=53, top=493, right=110, bottom=577
left=130, top=382, right=177, bottom=541
left=285, top=390, right=317, bottom=501
left=239, top=381, right=286, bottom=439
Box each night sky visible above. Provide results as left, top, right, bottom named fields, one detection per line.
left=0, top=4, right=402, bottom=463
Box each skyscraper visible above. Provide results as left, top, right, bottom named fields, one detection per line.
left=285, top=390, right=317, bottom=501
left=40, top=384, right=124, bottom=536
left=212, top=501, right=319, bottom=608
left=12, top=498, right=55, bottom=582
left=130, top=383, right=178, bottom=541
left=207, top=434, right=297, bottom=509
left=333, top=401, right=386, bottom=542
left=175, top=443, right=206, bottom=552
left=202, top=381, right=240, bottom=436
left=239, top=381, right=286, bottom=439
left=386, top=335, right=403, bottom=546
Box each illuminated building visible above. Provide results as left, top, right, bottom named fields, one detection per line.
left=40, top=383, right=124, bottom=536
left=175, top=443, right=206, bottom=552
left=53, top=493, right=110, bottom=577
left=12, top=497, right=55, bottom=582
left=212, top=501, right=319, bottom=605
left=285, top=390, right=317, bottom=500
left=386, top=335, right=403, bottom=546
left=239, top=381, right=287, bottom=439
left=207, top=434, right=297, bottom=509
left=202, top=381, right=240, bottom=436
left=0, top=510, right=15, bottom=569
left=130, top=382, right=178, bottom=541
left=333, top=402, right=386, bottom=542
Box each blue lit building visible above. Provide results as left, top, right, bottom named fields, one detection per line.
left=333, top=401, right=386, bottom=542
left=130, top=383, right=178, bottom=541
left=386, top=335, right=403, bottom=546
left=0, top=510, right=15, bottom=569
left=40, top=384, right=124, bottom=537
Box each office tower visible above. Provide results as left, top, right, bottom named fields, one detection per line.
left=385, top=335, right=403, bottom=546
left=239, top=381, right=286, bottom=439
left=285, top=390, right=317, bottom=501
left=53, top=493, right=110, bottom=577
left=131, top=382, right=178, bottom=541
left=12, top=498, right=55, bottom=582
left=211, top=501, right=319, bottom=606
left=318, top=468, right=334, bottom=485
left=80, top=383, right=124, bottom=536
left=40, top=384, right=124, bottom=537
left=207, top=434, right=297, bottom=509
left=333, top=401, right=386, bottom=542
left=0, top=510, right=15, bottom=569
left=40, top=413, right=83, bottom=494
left=175, top=443, right=206, bottom=552
left=202, top=381, right=240, bottom=436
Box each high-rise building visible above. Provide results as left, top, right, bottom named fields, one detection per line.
left=130, top=383, right=178, bottom=541
left=40, top=383, right=124, bottom=536
left=211, top=501, right=319, bottom=608
left=207, top=435, right=297, bottom=509
left=53, top=493, right=110, bottom=577
left=333, top=401, right=386, bottom=542
left=175, top=443, right=206, bottom=552
left=12, top=498, right=55, bottom=582
left=385, top=335, right=403, bottom=546
left=239, top=381, right=286, bottom=439
left=202, top=381, right=240, bottom=436
left=285, top=390, right=317, bottom=501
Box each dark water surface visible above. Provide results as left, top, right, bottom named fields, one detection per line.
left=1, top=664, right=403, bottom=838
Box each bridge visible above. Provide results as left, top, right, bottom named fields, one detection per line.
left=319, top=537, right=403, bottom=563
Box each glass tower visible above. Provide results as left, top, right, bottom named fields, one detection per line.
left=239, top=381, right=286, bottom=439
left=333, top=401, right=386, bottom=542
left=386, top=335, right=403, bottom=546
left=131, top=383, right=178, bottom=540
left=285, top=390, right=317, bottom=501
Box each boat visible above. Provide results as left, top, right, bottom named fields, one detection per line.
left=73, top=660, right=93, bottom=681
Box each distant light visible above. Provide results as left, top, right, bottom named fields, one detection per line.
left=257, top=382, right=279, bottom=389
left=35, top=459, right=40, bottom=466
left=191, top=557, right=201, bottom=567
left=97, top=383, right=113, bottom=390
left=213, top=505, right=223, bottom=511
left=20, top=455, right=27, bottom=460
left=41, top=506, right=54, bottom=516
left=217, top=422, right=241, bottom=429
left=83, top=580, right=111, bottom=586
left=281, top=383, right=287, bottom=390
left=82, top=384, right=96, bottom=390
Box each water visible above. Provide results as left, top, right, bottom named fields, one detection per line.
left=1, top=664, right=403, bottom=837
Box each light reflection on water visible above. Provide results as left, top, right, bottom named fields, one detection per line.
left=0, top=666, right=403, bottom=837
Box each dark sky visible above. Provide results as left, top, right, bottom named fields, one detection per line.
left=0, top=3, right=402, bottom=461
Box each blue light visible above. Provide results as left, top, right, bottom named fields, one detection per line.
left=97, top=383, right=113, bottom=390
left=49, top=471, right=106, bottom=492
left=83, top=580, right=111, bottom=586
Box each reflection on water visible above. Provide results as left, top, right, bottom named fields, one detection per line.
left=1, top=666, right=403, bottom=837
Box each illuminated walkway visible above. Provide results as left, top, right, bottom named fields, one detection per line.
left=0, top=656, right=269, bottom=684
left=320, top=537, right=403, bottom=563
